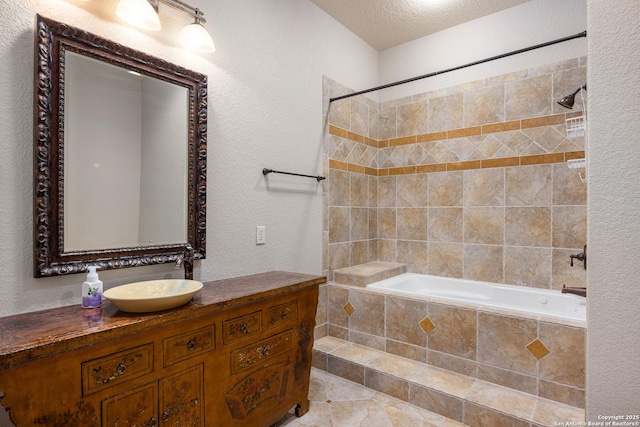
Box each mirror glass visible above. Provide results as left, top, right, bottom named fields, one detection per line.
left=34, top=15, right=207, bottom=277
left=64, top=52, right=188, bottom=251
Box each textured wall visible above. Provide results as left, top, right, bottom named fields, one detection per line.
left=0, top=0, right=378, bottom=316
left=379, top=0, right=587, bottom=102
left=586, top=0, right=640, bottom=417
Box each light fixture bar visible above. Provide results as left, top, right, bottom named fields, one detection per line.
left=117, top=0, right=215, bottom=53
left=155, top=0, right=207, bottom=23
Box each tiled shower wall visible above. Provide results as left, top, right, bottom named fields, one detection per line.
left=322, top=57, right=587, bottom=290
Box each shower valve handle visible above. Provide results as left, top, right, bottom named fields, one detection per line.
left=570, top=245, right=587, bottom=269
left=570, top=253, right=585, bottom=266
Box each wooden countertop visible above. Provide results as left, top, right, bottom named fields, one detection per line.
left=0, top=271, right=325, bottom=370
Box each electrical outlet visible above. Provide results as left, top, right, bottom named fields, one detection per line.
left=256, top=226, right=266, bottom=245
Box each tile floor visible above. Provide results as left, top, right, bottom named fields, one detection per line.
left=311, top=336, right=585, bottom=427
left=275, top=368, right=467, bottom=427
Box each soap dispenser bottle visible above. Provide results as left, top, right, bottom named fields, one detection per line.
left=82, top=266, right=103, bottom=308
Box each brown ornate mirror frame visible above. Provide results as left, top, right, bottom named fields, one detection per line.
left=33, top=15, right=207, bottom=277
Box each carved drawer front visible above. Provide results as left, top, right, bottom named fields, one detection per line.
left=230, top=330, right=293, bottom=374
left=102, top=382, right=158, bottom=426
left=163, top=325, right=215, bottom=367
left=82, top=343, right=154, bottom=395
left=222, top=311, right=262, bottom=345
left=267, top=300, right=298, bottom=328
left=160, top=364, right=204, bottom=426
left=224, top=362, right=290, bottom=420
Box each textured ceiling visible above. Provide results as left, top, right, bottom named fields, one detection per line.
left=311, top=0, right=532, bottom=51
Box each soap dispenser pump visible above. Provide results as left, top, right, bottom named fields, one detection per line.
left=82, top=266, right=103, bottom=308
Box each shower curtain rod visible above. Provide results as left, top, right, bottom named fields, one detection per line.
left=329, top=31, right=587, bottom=103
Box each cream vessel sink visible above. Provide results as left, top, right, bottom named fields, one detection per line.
left=103, top=279, right=203, bottom=313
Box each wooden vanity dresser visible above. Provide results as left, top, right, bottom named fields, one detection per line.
left=0, top=271, right=324, bottom=426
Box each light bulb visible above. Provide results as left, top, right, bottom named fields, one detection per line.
left=178, top=22, right=215, bottom=53
left=116, top=0, right=161, bottom=32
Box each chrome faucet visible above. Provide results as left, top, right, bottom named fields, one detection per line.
left=175, top=244, right=195, bottom=280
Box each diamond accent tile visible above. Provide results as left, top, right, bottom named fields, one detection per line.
left=430, top=141, right=454, bottom=163
left=493, top=145, right=518, bottom=159
left=346, top=143, right=367, bottom=165
left=536, top=127, right=565, bottom=152
left=343, top=301, right=356, bottom=316
left=474, top=135, right=504, bottom=159
left=505, top=131, right=533, bottom=154
left=526, top=338, right=551, bottom=360
left=361, top=146, right=378, bottom=167
left=408, top=145, right=426, bottom=165
left=420, top=140, right=440, bottom=153
left=376, top=150, right=392, bottom=168
left=520, top=142, right=546, bottom=155
left=521, top=126, right=546, bottom=142
left=333, top=139, right=353, bottom=162
left=448, top=137, right=478, bottom=160
left=421, top=153, right=438, bottom=165
left=419, top=316, right=436, bottom=334
left=389, top=146, right=411, bottom=166
left=555, top=138, right=583, bottom=153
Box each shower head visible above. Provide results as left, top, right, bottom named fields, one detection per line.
left=557, top=84, right=587, bottom=109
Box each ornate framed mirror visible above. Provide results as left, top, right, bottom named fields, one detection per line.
left=33, top=15, right=207, bottom=277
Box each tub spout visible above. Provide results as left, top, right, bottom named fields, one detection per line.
left=561, top=285, right=586, bottom=297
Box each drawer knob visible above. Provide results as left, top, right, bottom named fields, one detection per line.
left=147, top=416, right=157, bottom=426
left=280, top=310, right=288, bottom=319
left=191, top=397, right=199, bottom=407
left=162, top=410, right=170, bottom=422
left=240, top=323, right=248, bottom=334
left=115, top=362, right=126, bottom=374
left=187, top=339, right=196, bottom=350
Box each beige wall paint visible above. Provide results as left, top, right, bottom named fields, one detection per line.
left=379, top=0, right=587, bottom=102
left=0, top=0, right=378, bottom=316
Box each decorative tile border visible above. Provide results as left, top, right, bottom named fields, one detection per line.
left=328, top=112, right=585, bottom=176
left=329, top=112, right=583, bottom=148
left=329, top=151, right=585, bottom=176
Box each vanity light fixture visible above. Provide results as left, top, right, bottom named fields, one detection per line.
left=116, top=0, right=161, bottom=31
left=177, top=9, right=216, bottom=53
left=116, top=0, right=215, bottom=53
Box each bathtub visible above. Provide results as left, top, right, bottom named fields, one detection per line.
left=367, top=273, right=586, bottom=322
